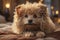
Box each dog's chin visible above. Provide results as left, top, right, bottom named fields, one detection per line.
left=24, top=23, right=37, bottom=26
left=23, top=23, right=40, bottom=31
left=24, top=23, right=38, bottom=28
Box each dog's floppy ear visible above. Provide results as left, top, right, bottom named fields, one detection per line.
left=16, top=6, right=21, bottom=14
left=15, top=6, right=23, bottom=17
left=40, top=6, right=48, bottom=17
left=39, top=0, right=43, bottom=3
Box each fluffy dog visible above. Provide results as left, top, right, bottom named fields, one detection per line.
left=12, top=2, right=56, bottom=37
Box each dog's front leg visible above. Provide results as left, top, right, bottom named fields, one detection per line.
left=23, top=32, right=34, bottom=37
left=12, top=26, right=22, bottom=34
left=12, top=24, right=23, bottom=34
left=36, top=31, right=45, bottom=38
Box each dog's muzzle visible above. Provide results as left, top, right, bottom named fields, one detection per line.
left=24, top=20, right=37, bottom=25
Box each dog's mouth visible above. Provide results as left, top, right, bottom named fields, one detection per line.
left=24, top=23, right=37, bottom=25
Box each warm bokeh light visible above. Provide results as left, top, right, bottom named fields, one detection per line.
left=56, top=10, right=59, bottom=15
left=5, top=3, right=10, bottom=8
left=51, top=6, right=54, bottom=10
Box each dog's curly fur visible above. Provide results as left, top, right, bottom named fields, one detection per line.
left=12, top=2, right=56, bottom=37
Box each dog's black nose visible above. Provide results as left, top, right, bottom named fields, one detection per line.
left=28, top=20, right=33, bottom=24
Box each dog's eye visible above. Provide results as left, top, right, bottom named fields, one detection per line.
left=33, top=14, right=37, bottom=18
left=25, top=15, right=28, bottom=18
left=40, top=13, right=43, bottom=17
left=39, top=13, right=43, bottom=18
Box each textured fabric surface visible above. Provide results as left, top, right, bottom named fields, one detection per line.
left=0, top=23, right=59, bottom=40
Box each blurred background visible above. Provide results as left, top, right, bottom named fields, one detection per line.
left=0, top=0, right=60, bottom=25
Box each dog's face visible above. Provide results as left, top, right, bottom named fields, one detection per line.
left=16, top=7, right=47, bottom=25
left=22, top=11, right=40, bottom=25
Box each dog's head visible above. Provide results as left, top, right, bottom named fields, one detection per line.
left=14, top=2, right=48, bottom=27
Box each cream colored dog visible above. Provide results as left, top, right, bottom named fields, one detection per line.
left=12, top=2, right=56, bottom=37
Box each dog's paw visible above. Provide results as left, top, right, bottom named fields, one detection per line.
left=23, top=32, right=34, bottom=37
left=36, top=31, right=45, bottom=38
